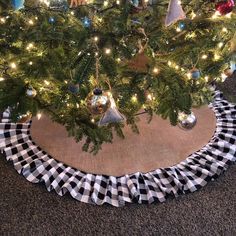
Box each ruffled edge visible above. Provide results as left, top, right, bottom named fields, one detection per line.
left=0, top=91, right=236, bottom=207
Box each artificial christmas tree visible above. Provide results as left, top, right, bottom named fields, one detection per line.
left=0, top=0, right=235, bottom=153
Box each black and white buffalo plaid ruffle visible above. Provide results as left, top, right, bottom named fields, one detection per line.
left=0, top=91, right=236, bottom=207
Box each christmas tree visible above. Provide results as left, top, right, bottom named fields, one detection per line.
left=0, top=0, right=235, bottom=153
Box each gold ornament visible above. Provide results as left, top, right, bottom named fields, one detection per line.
left=86, top=88, right=111, bottom=115
left=17, top=112, right=32, bottom=123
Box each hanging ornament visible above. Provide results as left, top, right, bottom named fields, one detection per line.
left=11, top=0, right=24, bottom=10
left=26, top=86, right=37, bottom=98
left=130, top=0, right=147, bottom=14
left=178, top=21, right=185, bottom=30
left=178, top=112, right=197, bottom=130
left=70, top=0, right=87, bottom=8
left=81, top=16, right=91, bottom=28
left=17, top=112, right=32, bottom=123
left=98, top=93, right=126, bottom=126
left=215, top=0, right=235, bottom=15
left=49, top=16, right=56, bottom=24
left=49, top=0, right=69, bottom=11
left=190, top=68, right=201, bottom=79
left=68, top=83, right=80, bottom=95
left=165, top=0, right=186, bottom=26
left=86, top=88, right=111, bottom=115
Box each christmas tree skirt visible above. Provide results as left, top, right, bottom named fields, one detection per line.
left=1, top=91, right=236, bottom=207
left=31, top=106, right=216, bottom=176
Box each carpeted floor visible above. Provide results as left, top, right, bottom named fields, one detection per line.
left=0, top=155, right=236, bottom=236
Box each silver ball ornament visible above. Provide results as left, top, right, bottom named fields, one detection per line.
left=26, top=87, right=37, bottom=98
left=86, top=88, right=111, bottom=115
left=178, top=112, right=197, bottom=130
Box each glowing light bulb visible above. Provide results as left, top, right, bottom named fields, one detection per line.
left=116, top=58, right=121, bottom=63
left=0, top=77, right=5, bottom=81
left=0, top=17, right=6, bottom=23
left=153, top=67, right=159, bottom=74
left=214, top=54, right=220, bottom=61
left=94, top=36, right=99, bottom=42
left=28, top=19, right=34, bottom=25
left=168, top=61, right=172, bottom=66
left=204, top=76, right=209, bottom=82
left=131, top=94, right=137, bottom=102
left=29, top=61, right=33, bottom=65
left=104, top=1, right=108, bottom=7
left=10, top=62, right=17, bottom=69
left=222, top=27, right=228, bottom=32
left=201, top=55, right=208, bottom=59
left=218, top=42, right=224, bottom=48
left=116, top=0, right=120, bottom=4
left=44, top=80, right=50, bottom=85
left=147, top=94, right=153, bottom=101
left=91, top=118, right=95, bottom=123
left=105, top=48, right=111, bottom=55
left=37, top=113, right=42, bottom=120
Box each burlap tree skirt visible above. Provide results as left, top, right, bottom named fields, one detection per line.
left=31, top=105, right=216, bottom=176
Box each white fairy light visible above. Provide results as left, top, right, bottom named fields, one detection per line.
left=105, top=48, right=111, bottom=55
left=0, top=77, right=5, bottom=81
left=10, top=62, right=17, bottom=69
left=37, top=113, right=42, bottom=120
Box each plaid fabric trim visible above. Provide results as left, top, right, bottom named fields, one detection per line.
left=0, top=91, right=236, bottom=207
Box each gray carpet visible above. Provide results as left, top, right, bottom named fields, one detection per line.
left=0, top=156, right=236, bottom=236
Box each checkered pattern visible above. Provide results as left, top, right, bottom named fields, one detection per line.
left=0, top=90, right=236, bottom=207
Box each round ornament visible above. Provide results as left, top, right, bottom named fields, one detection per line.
left=26, top=87, right=37, bottom=98
left=190, top=68, right=201, bottom=79
left=178, top=22, right=185, bottom=30
left=49, top=16, right=56, bottom=24
left=82, top=16, right=91, bottom=28
left=215, top=0, right=235, bottom=15
left=86, top=88, right=111, bottom=115
left=68, top=83, right=79, bottom=94
left=130, top=0, right=147, bottom=14
left=178, top=112, right=197, bottom=130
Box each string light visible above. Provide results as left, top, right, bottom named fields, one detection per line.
left=222, top=27, right=228, bottom=32
left=218, top=42, right=224, bottom=48
left=0, top=17, right=6, bottom=23
left=116, top=0, right=120, bottom=4
left=26, top=43, right=34, bottom=51
left=103, top=1, right=108, bottom=7
left=28, top=19, right=34, bottom=25
left=153, top=67, right=159, bottom=74
left=147, top=94, right=153, bottom=101
left=201, top=55, right=208, bottom=59
left=10, top=62, right=17, bottom=69
left=44, top=80, right=50, bottom=85
left=29, top=61, right=33, bottom=65
left=91, top=118, right=95, bottom=123
left=116, top=58, right=121, bottom=63
left=94, top=36, right=99, bottom=42
left=105, top=48, right=111, bottom=55
left=37, top=113, right=42, bottom=120
left=131, top=94, right=138, bottom=102
left=0, top=77, right=5, bottom=81
left=214, top=53, right=221, bottom=61
left=191, top=12, right=196, bottom=19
